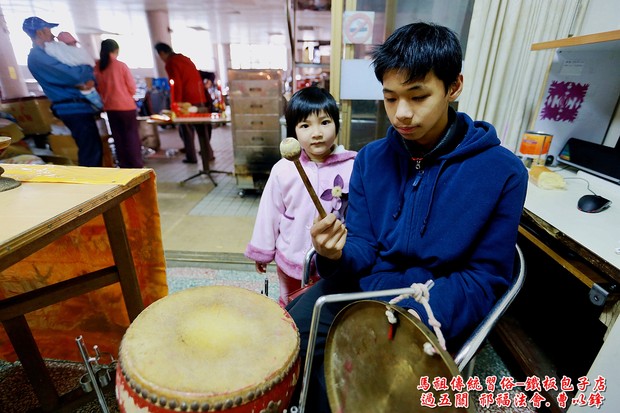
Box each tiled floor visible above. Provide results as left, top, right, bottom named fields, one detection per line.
left=191, top=174, right=261, bottom=217
left=144, top=123, right=262, bottom=261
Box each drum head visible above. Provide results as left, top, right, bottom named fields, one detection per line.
left=117, top=286, right=299, bottom=412
left=325, top=300, right=473, bottom=412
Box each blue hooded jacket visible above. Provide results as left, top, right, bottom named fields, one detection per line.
left=27, top=44, right=97, bottom=116
left=317, top=111, right=528, bottom=344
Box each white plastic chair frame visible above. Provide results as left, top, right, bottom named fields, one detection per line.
left=296, top=244, right=526, bottom=413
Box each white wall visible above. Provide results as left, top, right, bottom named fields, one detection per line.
left=580, top=0, right=620, bottom=147
left=580, top=0, right=620, bottom=35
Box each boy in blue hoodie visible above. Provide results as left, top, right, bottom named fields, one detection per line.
left=286, top=22, right=528, bottom=411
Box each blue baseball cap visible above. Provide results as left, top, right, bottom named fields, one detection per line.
left=22, top=17, right=59, bottom=37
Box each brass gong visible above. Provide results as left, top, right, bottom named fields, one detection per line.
left=325, top=300, right=474, bottom=413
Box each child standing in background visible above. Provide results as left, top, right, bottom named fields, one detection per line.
left=245, top=87, right=357, bottom=307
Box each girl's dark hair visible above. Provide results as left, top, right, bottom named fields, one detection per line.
left=285, top=87, right=340, bottom=138
left=371, top=22, right=462, bottom=92
left=99, top=39, right=119, bottom=71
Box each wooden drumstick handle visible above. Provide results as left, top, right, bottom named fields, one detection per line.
left=280, top=138, right=327, bottom=219
left=293, top=159, right=327, bottom=218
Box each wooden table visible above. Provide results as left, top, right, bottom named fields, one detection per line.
left=148, top=115, right=231, bottom=185
left=0, top=165, right=164, bottom=411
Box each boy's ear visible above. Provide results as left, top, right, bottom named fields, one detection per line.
left=447, top=74, right=464, bottom=102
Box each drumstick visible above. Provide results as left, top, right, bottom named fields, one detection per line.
left=280, top=138, right=327, bottom=219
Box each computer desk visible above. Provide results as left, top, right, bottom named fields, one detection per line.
left=520, top=169, right=620, bottom=286
left=501, top=167, right=620, bottom=412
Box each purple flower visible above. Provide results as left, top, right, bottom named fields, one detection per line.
left=320, top=175, right=348, bottom=220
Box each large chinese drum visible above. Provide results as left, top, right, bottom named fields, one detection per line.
left=116, top=286, right=300, bottom=412
left=325, top=300, right=474, bottom=412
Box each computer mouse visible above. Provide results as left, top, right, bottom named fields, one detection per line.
left=577, top=194, right=611, bottom=213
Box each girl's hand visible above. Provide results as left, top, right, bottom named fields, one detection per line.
left=255, top=262, right=267, bottom=273
left=311, top=213, right=347, bottom=260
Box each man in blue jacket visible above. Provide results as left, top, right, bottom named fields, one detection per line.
left=286, top=22, right=528, bottom=411
left=23, top=17, right=102, bottom=166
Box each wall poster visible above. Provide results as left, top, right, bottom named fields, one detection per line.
left=533, top=47, right=620, bottom=158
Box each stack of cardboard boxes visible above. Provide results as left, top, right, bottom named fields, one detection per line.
left=1, top=96, right=114, bottom=166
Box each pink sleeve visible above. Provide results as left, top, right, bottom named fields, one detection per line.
left=122, top=63, right=136, bottom=96
left=244, top=168, right=285, bottom=262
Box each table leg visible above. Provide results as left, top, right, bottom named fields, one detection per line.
left=2, top=316, right=60, bottom=411
left=197, top=131, right=218, bottom=186
left=103, top=205, right=144, bottom=321
left=180, top=170, right=217, bottom=186
left=177, top=130, right=217, bottom=186
left=179, top=124, right=231, bottom=186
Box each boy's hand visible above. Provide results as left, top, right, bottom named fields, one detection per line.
left=255, top=262, right=267, bottom=273
left=311, top=213, right=347, bottom=260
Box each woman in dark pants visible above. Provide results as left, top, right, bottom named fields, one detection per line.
left=95, top=39, right=144, bottom=168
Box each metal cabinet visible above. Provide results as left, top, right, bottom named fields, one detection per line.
left=228, top=69, right=284, bottom=196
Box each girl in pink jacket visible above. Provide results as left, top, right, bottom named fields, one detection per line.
left=245, top=87, right=357, bottom=306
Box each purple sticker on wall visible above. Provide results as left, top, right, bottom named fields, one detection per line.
left=540, top=81, right=589, bottom=122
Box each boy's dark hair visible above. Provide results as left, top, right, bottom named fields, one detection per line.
left=200, top=70, right=216, bottom=83
left=285, top=87, right=340, bottom=138
left=371, top=22, right=462, bottom=92
left=154, top=42, right=173, bottom=54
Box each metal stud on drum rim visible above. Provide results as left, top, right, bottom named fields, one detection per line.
left=325, top=300, right=474, bottom=413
